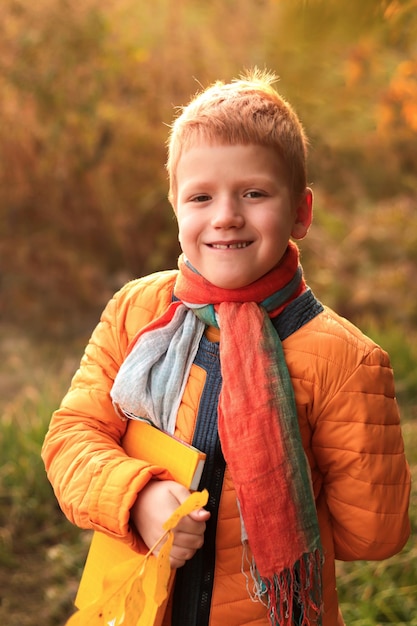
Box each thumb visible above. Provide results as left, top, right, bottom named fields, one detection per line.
left=167, top=482, right=211, bottom=522
left=167, top=481, right=193, bottom=506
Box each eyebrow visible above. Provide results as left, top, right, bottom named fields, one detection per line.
left=180, top=174, right=279, bottom=190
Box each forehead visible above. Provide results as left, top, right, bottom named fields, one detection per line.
left=176, top=142, right=289, bottom=186
left=171, top=118, right=274, bottom=170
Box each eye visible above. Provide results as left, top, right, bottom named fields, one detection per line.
left=244, top=190, right=265, bottom=199
left=191, top=194, right=211, bottom=203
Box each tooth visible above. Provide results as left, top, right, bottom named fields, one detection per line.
left=212, top=242, right=248, bottom=249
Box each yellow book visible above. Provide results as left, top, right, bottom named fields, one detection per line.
left=75, top=420, right=206, bottom=612
left=123, top=419, right=206, bottom=491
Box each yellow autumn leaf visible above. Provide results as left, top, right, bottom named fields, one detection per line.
left=66, top=489, right=209, bottom=626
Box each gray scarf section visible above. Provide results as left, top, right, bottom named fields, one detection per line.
left=111, top=304, right=205, bottom=434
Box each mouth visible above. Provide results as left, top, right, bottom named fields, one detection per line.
left=209, top=241, right=252, bottom=250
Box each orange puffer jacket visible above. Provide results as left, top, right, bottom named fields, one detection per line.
left=42, top=271, right=411, bottom=626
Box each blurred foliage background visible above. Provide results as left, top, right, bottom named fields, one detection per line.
left=1, top=0, right=416, bottom=624
left=2, top=0, right=417, bottom=345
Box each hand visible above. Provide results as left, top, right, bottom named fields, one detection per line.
left=131, top=480, right=211, bottom=568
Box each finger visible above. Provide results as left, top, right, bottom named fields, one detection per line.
left=169, top=512, right=208, bottom=568
left=174, top=512, right=208, bottom=538
left=188, top=508, right=211, bottom=522
left=170, top=548, right=197, bottom=568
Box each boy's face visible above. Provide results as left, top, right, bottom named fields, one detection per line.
left=174, top=142, right=312, bottom=289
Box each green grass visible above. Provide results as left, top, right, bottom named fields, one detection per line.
left=1, top=329, right=416, bottom=625
left=0, top=331, right=90, bottom=625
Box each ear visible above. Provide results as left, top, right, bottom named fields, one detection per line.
left=291, top=187, right=313, bottom=240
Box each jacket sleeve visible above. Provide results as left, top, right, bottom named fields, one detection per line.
left=311, top=341, right=411, bottom=562
left=41, top=280, right=174, bottom=551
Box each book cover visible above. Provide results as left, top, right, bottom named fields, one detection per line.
left=75, top=420, right=206, bottom=612
left=123, top=420, right=206, bottom=491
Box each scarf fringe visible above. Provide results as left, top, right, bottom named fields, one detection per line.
left=243, top=544, right=323, bottom=626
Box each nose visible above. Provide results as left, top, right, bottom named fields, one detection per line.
left=211, top=196, right=244, bottom=229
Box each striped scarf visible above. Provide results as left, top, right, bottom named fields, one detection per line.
left=111, top=242, right=323, bottom=624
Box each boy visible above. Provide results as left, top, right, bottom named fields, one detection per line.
left=42, top=70, right=411, bottom=625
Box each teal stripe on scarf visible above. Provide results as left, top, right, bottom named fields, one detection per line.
left=266, top=320, right=319, bottom=536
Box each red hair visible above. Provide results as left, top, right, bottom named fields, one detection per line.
left=166, top=68, right=309, bottom=206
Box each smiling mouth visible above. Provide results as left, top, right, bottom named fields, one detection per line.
left=209, top=242, right=251, bottom=250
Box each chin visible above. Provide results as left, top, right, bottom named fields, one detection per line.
left=209, top=278, right=252, bottom=290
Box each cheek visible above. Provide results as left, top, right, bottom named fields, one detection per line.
left=269, top=212, right=294, bottom=236
left=177, top=217, right=196, bottom=250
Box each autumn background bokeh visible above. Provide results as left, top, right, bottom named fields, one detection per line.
left=1, top=1, right=416, bottom=624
